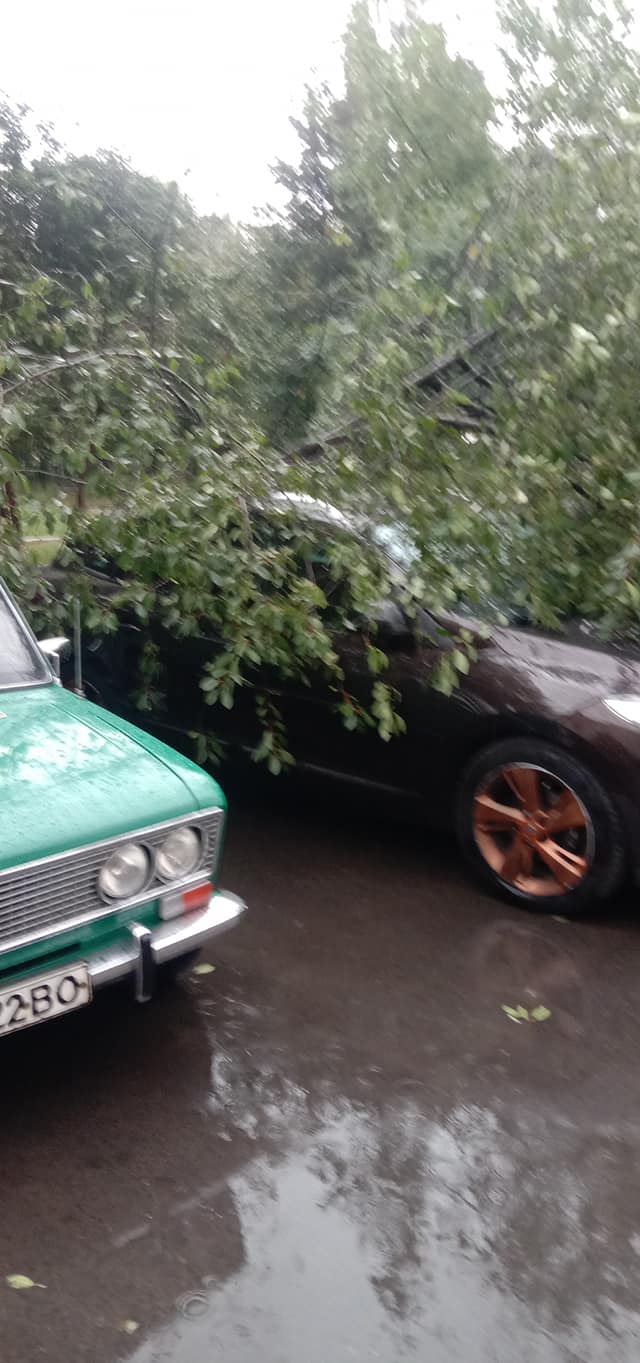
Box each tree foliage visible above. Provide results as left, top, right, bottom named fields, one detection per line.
left=3, top=0, right=640, bottom=766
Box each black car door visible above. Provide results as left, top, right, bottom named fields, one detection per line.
left=274, top=593, right=465, bottom=814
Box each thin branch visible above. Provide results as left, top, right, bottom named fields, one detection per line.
left=1, top=348, right=204, bottom=424
left=99, top=196, right=155, bottom=255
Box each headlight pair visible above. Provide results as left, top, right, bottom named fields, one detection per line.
left=98, top=825, right=202, bottom=901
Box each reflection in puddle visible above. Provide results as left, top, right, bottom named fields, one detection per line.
left=120, top=899, right=640, bottom=1363
left=129, top=1077, right=640, bottom=1363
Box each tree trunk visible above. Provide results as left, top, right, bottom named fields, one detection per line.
left=0, top=480, right=20, bottom=531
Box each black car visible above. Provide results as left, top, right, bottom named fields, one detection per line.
left=52, top=495, right=640, bottom=916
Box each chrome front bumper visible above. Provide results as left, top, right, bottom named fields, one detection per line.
left=88, top=891, right=247, bottom=1002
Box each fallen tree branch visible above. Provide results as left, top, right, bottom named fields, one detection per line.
left=2, top=347, right=204, bottom=425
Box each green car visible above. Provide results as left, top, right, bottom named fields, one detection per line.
left=0, top=578, right=246, bottom=1036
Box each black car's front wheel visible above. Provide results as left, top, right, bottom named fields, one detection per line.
left=457, top=739, right=625, bottom=915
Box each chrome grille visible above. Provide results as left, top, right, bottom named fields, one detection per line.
left=0, top=807, right=224, bottom=954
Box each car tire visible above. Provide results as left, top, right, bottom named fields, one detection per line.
left=457, top=738, right=625, bottom=915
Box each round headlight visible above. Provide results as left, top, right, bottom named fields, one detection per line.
left=156, top=826, right=201, bottom=882
left=99, top=843, right=150, bottom=901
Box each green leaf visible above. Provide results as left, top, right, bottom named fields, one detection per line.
left=6, top=1275, right=45, bottom=1290
left=452, top=649, right=470, bottom=675
left=531, top=1005, right=551, bottom=1022
left=193, top=962, right=216, bottom=976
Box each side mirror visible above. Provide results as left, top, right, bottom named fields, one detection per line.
left=38, top=636, right=71, bottom=681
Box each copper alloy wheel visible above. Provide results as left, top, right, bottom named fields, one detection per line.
left=472, top=763, right=594, bottom=897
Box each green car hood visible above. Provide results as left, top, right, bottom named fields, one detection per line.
left=0, top=685, right=222, bottom=872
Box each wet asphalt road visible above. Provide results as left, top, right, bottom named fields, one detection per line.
left=2, top=782, right=640, bottom=1363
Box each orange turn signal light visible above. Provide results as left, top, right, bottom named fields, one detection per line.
left=182, top=882, right=212, bottom=913
left=159, top=881, right=212, bottom=921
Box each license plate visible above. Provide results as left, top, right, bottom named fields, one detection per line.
left=0, top=964, right=92, bottom=1037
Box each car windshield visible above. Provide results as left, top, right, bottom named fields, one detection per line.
left=0, top=586, right=50, bottom=689
left=370, top=522, right=420, bottom=574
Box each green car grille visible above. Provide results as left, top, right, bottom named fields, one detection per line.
left=0, top=808, right=223, bottom=954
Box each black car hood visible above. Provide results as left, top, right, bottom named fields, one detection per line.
left=491, top=624, right=640, bottom=697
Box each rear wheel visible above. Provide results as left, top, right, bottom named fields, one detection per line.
left=457, top=739, right=625, bottom=915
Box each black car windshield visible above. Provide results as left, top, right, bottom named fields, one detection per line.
left=0, top=586, right=50, bottom=689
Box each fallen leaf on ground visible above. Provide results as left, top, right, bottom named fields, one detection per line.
left=501, top=1005, right=523, bottom=1023
left=6, top=1275, right=45, bottom=1290
left=531, top=1005, right=552, bottom=1021
left=193, top=963, right=216, bottom=976
left=119, top=1320, right=140, bottom=1334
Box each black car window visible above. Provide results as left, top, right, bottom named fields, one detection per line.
left=252, top=507, right=414, bottom=630
left=75, top=542, right=122, bottom=579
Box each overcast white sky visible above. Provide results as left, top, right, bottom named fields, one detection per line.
left=2, top=0, right=502, bottom=220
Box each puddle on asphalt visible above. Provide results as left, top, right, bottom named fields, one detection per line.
left=123, top=1016, right=640, bottom=1363
left=123, top=1093, right=640, bottom=1363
